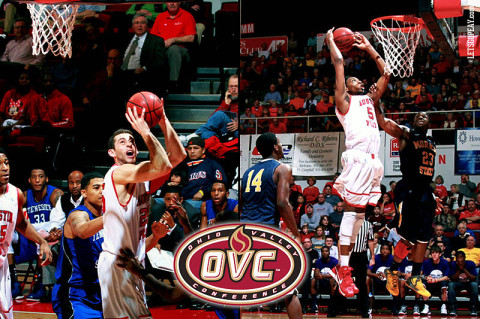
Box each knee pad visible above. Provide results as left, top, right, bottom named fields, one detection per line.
left=339, top=212, right=356, bottom=246
left=394, top=240, right=411, bottom=259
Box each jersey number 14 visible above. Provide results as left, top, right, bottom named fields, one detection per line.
left=244, top=169, right=264, bottom=193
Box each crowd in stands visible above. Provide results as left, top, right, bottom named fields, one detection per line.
left=239, top=32, right=480, bottom=134
left=288, top=172, right=480, bottom=316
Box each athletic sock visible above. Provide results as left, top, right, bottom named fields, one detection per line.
left=340, top=255, right=349, bottom=267
left=390, top=260, right=401, bottom=271
left=412, top=262, right=423, bottom=276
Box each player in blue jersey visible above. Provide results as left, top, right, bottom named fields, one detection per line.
left=241, top=132, right=302, bottom=319
left=23, top=168, right=64, bottom=301
left=52, top=171, right=105, bottom=318
left=200, top=180, right=238, bottom=229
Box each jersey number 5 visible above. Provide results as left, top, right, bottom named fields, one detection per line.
left=244, top=169, right=264, bottom=193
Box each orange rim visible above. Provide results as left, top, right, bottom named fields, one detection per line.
left=371, top=15, right=425, bottom=33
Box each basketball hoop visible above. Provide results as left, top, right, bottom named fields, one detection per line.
left=370, top=15, right=425, bottom=78
left=27, top=1, right=79, bottom=58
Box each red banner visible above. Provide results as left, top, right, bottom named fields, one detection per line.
left=240, top=36, right=288, bottom=57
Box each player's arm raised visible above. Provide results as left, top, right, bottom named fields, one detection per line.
left=156, top=98, right=186, bottom=168
left=15, top=189, right=52, bottom=266
left=114, top=107, right=172, bottom=185
left=326, top=27, right=349, bottom=114
left=354, top=32, right=391, bottom=104
left=371, top=85, right=408, bottom=140
left=69, top=210, right=103, bottom=239
left=275, top=164, right=301, bottom=241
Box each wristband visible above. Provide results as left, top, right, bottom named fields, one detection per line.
left=198, top=190, right=204, bottom=197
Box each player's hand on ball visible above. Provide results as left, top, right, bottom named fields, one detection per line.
left=116, top=248, right=145, bottom=277
left=126, top=105, right=150, bottom=137
left=353, top=32, right=370, bottom=50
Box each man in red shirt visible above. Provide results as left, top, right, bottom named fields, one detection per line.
left=316, top=93, right=333, bottom=114
left=268, top=118, right=287, bottom=134
left=459, top=200, right=480, bottom=230
left=151, top=2, right=196, bottom=90
left=38, top=74, right=74, bottom=129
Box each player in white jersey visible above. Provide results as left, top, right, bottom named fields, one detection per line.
left=0, top=149, right=52, bottom=318
left=325, top=28, right=390, bottom=298
left=98, top=105, right=186, bottom=318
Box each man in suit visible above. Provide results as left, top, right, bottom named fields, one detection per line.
left=122, top=13, right=167, bottom=95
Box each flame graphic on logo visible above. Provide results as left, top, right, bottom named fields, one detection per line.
left=229, top=226, right=252, bottom=254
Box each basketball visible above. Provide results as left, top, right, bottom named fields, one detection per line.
left=333, top=27, right=355, bottom=52
left=126, top=91, right=164, bottom=128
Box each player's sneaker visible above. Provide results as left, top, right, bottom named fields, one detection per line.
left=406, top=276, right=431, bottom=298
left=384, top=269, right=400, bottom=296
left=329, top=265, right=358, bottom=297
left=420, top=304, right=431, bottom=315
left=413, top=304, right=420, bottom=316
left=440, top=304, right=448, bottom=315
left=26, top=283, right=45, bottom=301
left=398, top=305, right=407, bottom=315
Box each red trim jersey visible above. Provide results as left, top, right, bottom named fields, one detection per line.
left=336, top=94, right=380, bottom=155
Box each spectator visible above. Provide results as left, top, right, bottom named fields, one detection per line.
left=459, top=174, right=477, bottom=202
left=300, top=224, right=314, bottom=242
left=311, top=225, right=325, bottom=253
left=303, top=176, right=319, bottom=204
left=313, top=246, right=340, bottom=316
left=323, top=172, right=341, bottom=197
left=300, top=204, right=320, bottom=232
left=368, top=205, right=386, bottom=234
left=379, top=192, right=395, bottom=222
left=126, top=3, right=166, bottom=24
left=1, top=17, right=44, bottom=65
left=239, top=107, right=255, bottom=134
left=464, top=90, right=480, bottom=109
left=289, top=175, right=302, bottom=194
left=299, top=237, right=319, bottom=314
left=312, top=193, right=334, bottom=217
left=150, top=2, right=196, bottom=91
left=289, top=90, right=304, bottom=110
left=263, top=83, right=282, bottom=104
left=0, top=70, right=42, bottom=133
left=48, top=170, right=84, bottom=232
left=433, top=204, right=457, bottom=233
left=419, top=245, right=450, bottom=316
left=75, top=5, right=106, bottom=24
left=323, top=184, right=341, bottom=207
left=268, top=117, right=287, bottom=134
left=387, top=180, right=396, bottom=202
left=459, top=199, right=480, bottom=230
left=250, top=98, right=263, bottom=117
left=121, top=13, right=167, bottom=95
left=405, top=78, right=422, bottom=98
left=451, top=221, right=472, bottom=254
left=434, top=175, right=448, bottom=204
left=448, top=250, right=478, bottom=316
left=290, top=192, right=305, bottom=228
left=315, top=93, right=333, bottom=114
left=38, top=73, right=75, bottom=129
left=180, top=136, right=227, bottom=211
left=459, top=235, right=480, bottom=269
left=181, top=0, right=207, bottom=45
left=425, top=224, right=452, bottom=258
left=329, top=201, right=345, bottom=237
left=320, top=215, right=335, bottom=238
left=199, top=180, right=238, bottom=229
left=447, top=184, right=461, bottom=211
left=324, top=236, right=339, bottom=260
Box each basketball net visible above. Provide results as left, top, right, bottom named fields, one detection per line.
left=370, top=15, right=424, bottom=78
left=27, top=3, right=79, bottom=58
